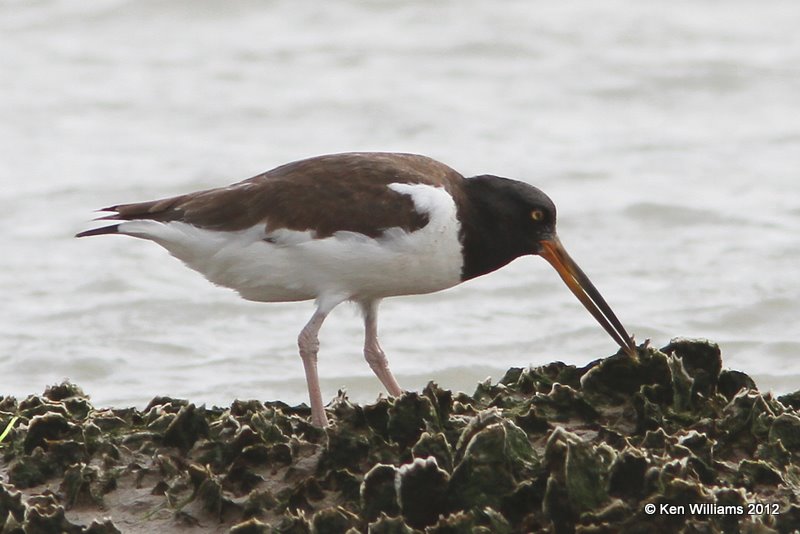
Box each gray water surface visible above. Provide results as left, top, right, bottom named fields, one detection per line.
left=2, top=0, right=799, bottom=407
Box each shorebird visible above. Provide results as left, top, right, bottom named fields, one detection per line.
left=77, top=152, right=635, bottom=427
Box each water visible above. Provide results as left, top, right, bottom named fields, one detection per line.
left=2, top=0, right=799, bottom=408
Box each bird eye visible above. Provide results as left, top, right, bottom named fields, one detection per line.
left=531, top=209, right=544, bottom=221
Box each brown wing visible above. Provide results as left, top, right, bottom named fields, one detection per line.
left=97, top=152, right=466, bottom=238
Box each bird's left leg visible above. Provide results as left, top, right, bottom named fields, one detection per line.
left=298, top=296, right=343, bottom=427
left=360, top=300, right=403, bottom=397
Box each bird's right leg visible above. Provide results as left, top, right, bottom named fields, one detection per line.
left=360, top=299, right=403, bottom=397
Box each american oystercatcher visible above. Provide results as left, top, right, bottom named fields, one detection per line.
left=77, top=152, right=635, bottom=427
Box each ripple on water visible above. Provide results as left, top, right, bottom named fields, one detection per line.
left=623, top=202, right=743, bottom=227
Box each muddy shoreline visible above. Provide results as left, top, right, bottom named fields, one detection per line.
left=1, top=339, right=799, bottom=533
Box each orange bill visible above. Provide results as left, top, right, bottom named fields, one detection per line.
left=539, top=237, right=636, bottom=357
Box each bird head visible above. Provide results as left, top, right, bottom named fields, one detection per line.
left=472, top=176, right=636, bottom=358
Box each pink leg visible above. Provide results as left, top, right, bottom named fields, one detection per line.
left=298, top=305, right=334, bottom=427
left=361, top=300, right=403, bottom=397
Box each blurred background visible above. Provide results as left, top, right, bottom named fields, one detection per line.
left=1, top=0, right=799, bottom=408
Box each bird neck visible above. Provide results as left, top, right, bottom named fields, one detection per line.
left=459, top=176, right=531, bottom=281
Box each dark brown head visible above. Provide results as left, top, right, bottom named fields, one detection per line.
left=460, top=174, right=635, bottom=356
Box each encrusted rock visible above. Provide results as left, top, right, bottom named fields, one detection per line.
left=366, top=513, right=415, bottom=534
left=162, top=403, right=209, bottom=452
left=387, top=392, right=439, bottom=447
left=580, top=348, right=672, bottom=404
left=768, top=412, right=800, bottom=452
left=448, top=413, right=538, bottom=512
left=661, top=338, right=722, bottom=398
left=0, top=340, right=796, bottom=532
left=361, top=464, right=400, bottom=521
left=411, top=431, right=453, bottom=472
left=395, top=456, right=449, bottom=529
left=309, top=506, right=359, bottom=533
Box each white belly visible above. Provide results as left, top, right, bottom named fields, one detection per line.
left=117, top=183, right=465, bottom=303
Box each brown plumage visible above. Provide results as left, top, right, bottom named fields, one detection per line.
left=88, top=153, right=467, bottom=239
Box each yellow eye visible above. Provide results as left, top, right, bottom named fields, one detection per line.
left=531, top=209, right=544, bottom=221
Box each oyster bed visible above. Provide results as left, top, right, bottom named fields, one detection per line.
left=1, top=339, right=799, bottom=533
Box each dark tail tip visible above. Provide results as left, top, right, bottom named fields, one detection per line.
left=75, top=224, right=121, bottom=238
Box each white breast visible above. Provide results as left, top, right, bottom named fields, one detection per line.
left=116, top=183, right=465, bottom=303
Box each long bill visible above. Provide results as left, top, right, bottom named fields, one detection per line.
left=539, top=237, right=636, bottom=357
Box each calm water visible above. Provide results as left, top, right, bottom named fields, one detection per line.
left=2, top=1, right=799, bottom=408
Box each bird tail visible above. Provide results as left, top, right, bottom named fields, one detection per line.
left=75, top=205, right=125, bottom=238
left=75, top=195, right=186, bottom=238
left=75, top=224, right=120, bottom=238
